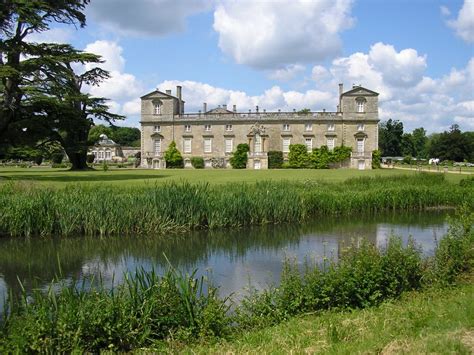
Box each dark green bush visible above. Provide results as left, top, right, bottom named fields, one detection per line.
left=164, top=141, right=184, bottom=168
left=51, top=153, right=64, bottom=164
left=372, top=149, right=381, bottom=169
left=268, top=151, right=283, bottom=169
left=191, top=157, right=204, bottom=169
left=288, top=144, right=310, bottom=168
left=310, top=145, right=332, bottom=169
left=230, top=143, right=249, bottom=169
left=34, top=155, right=43, bottom=166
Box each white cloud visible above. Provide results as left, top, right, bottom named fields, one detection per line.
left=84, top=40, right=125, bottom=72
left=122, top=99, right=142, bottom=116
left=27, top=28, right=75, bottom=44
left=368, top=43, right=427, bottom=87
left=87, top=0, right=212, bottom=36
left=268, top=64, right=305, bottom=81
left=155, top=80, right=334, bottom=112
left=311, top=65, right=330, bottom=82
left=213, top=0, right=354, bottom=68
left=440, top=5, right=451, bottom=17
left=446, top=0, right=474, bottom=43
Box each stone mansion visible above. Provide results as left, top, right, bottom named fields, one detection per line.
left=140, top=84, right=379, bottom=169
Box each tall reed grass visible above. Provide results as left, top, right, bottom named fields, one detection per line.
left=0, top=174, right=472, bottom=237
left=0, top=205, right=472, bottom=352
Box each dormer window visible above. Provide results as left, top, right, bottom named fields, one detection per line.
left=153, top=102, right=161, bottom=115
left=356, top=98, right=366, bottom=113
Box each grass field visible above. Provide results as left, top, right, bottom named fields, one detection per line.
left=0, top=166, right=470, bottom=187
left=173, top=276, right=474, bottom=354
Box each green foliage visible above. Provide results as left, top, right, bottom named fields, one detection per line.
left=164, top=141, right=184, bottom=169
left=309, top=145, right=332, bottom=169
left=372, top=150, right=381, bottom=169
left=191, top=157, right=205, bottom=169
left=88, top=125, right=140, bottom=147
left=0, top=174, right=471, bottom=238
left=429, top=125, right=474, bottom=162
left=331, top=145, right=352, bottom=163
left=379, top=119, right=404, bottom=156
left=0, top=267, right=230, bottom=353
left=51, top=153, right=64, bottom=164
left=403, top=155, right=413, bottom=164
left=230, top=143, right=249, bottom=169
left=268, top=151, right=284, bottom=169
left=102, top=162, right=109, bottom=172
left=297, top=108, right=311, bottom=114
left=288, top=144, right=310, bottom=168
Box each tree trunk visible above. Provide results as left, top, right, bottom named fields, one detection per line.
left=63, top=121, right=92, bottom=170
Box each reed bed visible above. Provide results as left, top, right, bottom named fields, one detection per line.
left=0, top=205, right=472, bottom=352
left=0, top=174, right=472, bottom=237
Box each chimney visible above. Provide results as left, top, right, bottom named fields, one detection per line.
left=338, top=83, right=343, bottom=112
left=166, top=89, right=172, bottom=95
left=233, top=104, right=236, bottom=112
left=176, top=85, right=182, bottom=114
left=223, top=104, right=227, bottom=110
left=256, top=105, right=259, bottom=113
left=203, top=102, right=207, bottom=113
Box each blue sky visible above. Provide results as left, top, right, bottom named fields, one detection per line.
left=34, top=0, right=473, bottom=132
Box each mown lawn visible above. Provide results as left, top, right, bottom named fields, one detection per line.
left=168, top=277, right=474, bottom=354
left=0, top=167, right=469, bottom=187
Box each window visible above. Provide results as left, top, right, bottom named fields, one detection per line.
left=327, top=138, right=335, bottom=151
left=357, top=123, right=365, bottom=131
left=154, top=125, right=161, bottom=133
left=254, top=134, right=262, bottom=153
left=225, top=124, right=233, bottom=131
left=357, top=138, right=365, bottom=153
left=204, top=124, right=212, bottom=132
left=225, top=138, right=233, bottom=153
left=305, top=123, right=312, bottom=131
left=183, top=138, right=192, bottom=153
left=153, top=103, right=161, bottom=115
left=305, top=138, right=313, bottom=152
left=154, top=139, right=162, bottom=154
left=204, top=138, right=212, bottom=153
left=184, top=124, right=191, bottom=132
left=357, top=99, right=365, bottom=113
left=105, top=151, right=111, bottom=159
left=282, top=123, right=290, bottom=131
left=327, top=123, right=335, bottom=131
left=98, top=151, right=104, bottom=159
left=283, top=138, right=291, bottom=153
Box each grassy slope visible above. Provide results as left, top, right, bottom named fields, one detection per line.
left=0, top=167, right=469, bottom=187
left=170, top=277, right=474, bottom=354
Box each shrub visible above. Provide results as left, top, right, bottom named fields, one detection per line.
left=51, top=153, right=64, bottom=164
left=309, top=146, right=331, bottom=169
left=332, top=146, right=352, bottom=163
left=268, top=151, right=284, bottom=169
left=86, top=154, right=95, bottom=164
left=403, top=155, right=413, bottom=164
left=372, top=149, right=381, bottom=169
left=288, top=144, right=310, bottom=168
left=191, top=157, right=204, bottom=169
left=34, top=155, right=43, bottom=166
left=230, top=143, right=249, bottom=169
left=164, top=141, right=184, bottom=168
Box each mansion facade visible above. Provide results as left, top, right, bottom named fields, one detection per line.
left=140, top=84, right=379, bottom=169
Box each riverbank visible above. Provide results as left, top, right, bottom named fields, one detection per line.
left=1, top=174, right=472, bottom=237
left=0, top=206, right=472, bottom=352
left=174, top=274, right=474, bottom=354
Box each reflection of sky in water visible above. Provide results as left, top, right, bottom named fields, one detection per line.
left=0, top=215, right=450, bottom=310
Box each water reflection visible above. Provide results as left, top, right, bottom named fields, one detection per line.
left=0, top=210, right=451, bottom=307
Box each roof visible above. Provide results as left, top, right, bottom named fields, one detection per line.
left=96, top=134, right=118, bottom=146
left=140, top=89, right=185, bottom=102
left=206, top=107, right=234, bottom=114
left=341, top=86, right=379, bottom=96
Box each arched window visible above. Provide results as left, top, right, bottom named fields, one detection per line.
left=356, top=97, right=366, bottom=113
